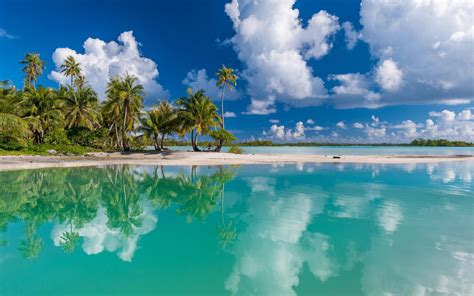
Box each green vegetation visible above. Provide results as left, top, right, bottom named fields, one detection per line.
left=0, top=53, right=239, bottom=155
left=228, top=145, right=244, bottom=154
left=409, top=138, right=474, bottom=147
left=0, top=165, right=237, bottom=258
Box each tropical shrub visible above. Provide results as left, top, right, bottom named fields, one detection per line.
left=228, top=145, right=243, bottom=154
left=44, top=128, right=70, bottom=145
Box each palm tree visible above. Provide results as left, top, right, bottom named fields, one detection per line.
left=74, top=74, right=87, bottom=90
left=140, top=108, right=161, bottom=150
left=20, top=53, right=45, bottom=89
left=176, top=89, right=220, bottom=151
left=102, top=86, right=122, bottom=148
left=62, top=86, right=100, bottom=130
left=105, top=75, right=144, bottom=151
left=60, top=56, right=82, bottom=88
left=18, top=87, right=63, bottom=143
left=139, top=100, right=177, bottom=151
left=215, top=65, right=237, bottom=129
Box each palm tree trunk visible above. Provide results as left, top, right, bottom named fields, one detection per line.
left=122, top=103, right=129, bottom=151
left=160, top=133, right=165, bottom=150
left=191, top=129, right=199, bottom=151
left=193, top=133, right=200, bottom=152
left=220, top=87, right=226, bottom=129
left=114, top=121, right=120, bottom=149
left=215, top=141, right=223, bottom=152
left=153, top=135, right=159, bottom=151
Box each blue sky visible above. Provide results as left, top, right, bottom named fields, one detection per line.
left=1, top=0, right=473, bottom=143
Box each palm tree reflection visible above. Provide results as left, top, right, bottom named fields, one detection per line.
left=0, top=165, right=237, bottom=259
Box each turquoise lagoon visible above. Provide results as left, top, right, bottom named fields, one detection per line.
left=0, top=161, right=473, bottom=295
left=169, top=145, right=474, bottom=156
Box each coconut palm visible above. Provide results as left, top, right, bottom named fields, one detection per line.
left=215, top=65, right=237, bottom=129
left=105, top=75, right=144, bottom=151
left=18, top=87, right=63, bottom=143
left=74, top=74, right=87, bottom=90
left=102, top=91, right=122, bottom=148
left=62, top=86, right=100, bottom=130
left=176, top=89, right=220, bottom=151
left=20, top=53, right=45, bottom=89
left=139, top=100, right=177, bottom=151
left=60, top=56, right=82, bottom=87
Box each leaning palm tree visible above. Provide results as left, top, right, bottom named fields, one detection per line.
left=20, top=53, right=45, bottom=89
left=62, top=86, right=100, bottom=130
left=176, top=89, right=220, bottom=151
left=105, top=74, right=144, bottom=151
left=60, top=56, right=82, bottom=87
left=215, top=65, right=237, bottom=129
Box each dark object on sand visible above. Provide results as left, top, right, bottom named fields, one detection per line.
left=333, top=156, right=341, bottom=159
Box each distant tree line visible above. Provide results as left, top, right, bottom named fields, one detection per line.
left=409, top=138, right=474, bottom=147
left=235, top=139, right=473, bottom=147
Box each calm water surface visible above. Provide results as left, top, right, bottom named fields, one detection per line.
left=168, top=145, right=474, bottom=156
left=0, top=162, right=473, bottom=295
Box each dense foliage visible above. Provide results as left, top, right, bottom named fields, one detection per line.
left=0, top=54, right=238, bottom=154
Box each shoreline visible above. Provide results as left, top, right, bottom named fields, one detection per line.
left=1, top=151, right=473, bottom=171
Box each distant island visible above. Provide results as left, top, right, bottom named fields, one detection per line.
left=162, top=139, right=474, bottom=148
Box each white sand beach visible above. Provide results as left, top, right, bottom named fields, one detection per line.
left=1, top=151, right=473, bottom=171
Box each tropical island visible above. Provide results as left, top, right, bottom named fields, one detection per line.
left=1, top=53, right=473, bottom=170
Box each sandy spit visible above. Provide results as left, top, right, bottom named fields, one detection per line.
left=0, top=151, right=473, bottom=171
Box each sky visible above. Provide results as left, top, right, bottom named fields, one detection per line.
left=1, top=0, right=473, bottom=143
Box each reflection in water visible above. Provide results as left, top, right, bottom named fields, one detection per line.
left=0, top=165, right=236, bottom=262
left=0, top=161, right=473, bottom=295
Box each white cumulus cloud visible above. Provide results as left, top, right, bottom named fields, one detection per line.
left=224, top=111, right=237, bottom=118
left=330, top=73, right=380, bottom=101
left=358, top=0, right=474, bottom=105
left=49, top=31, right=169, bottom=103
left=336, top=121, right=346, bottom=129
left=375, top=59, right=403, bottom=91
left=265, top=121, right=306, bottom=140
left=225, top=0, right=340, bottom=114
left=342, top=22, right=360, bottom=50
